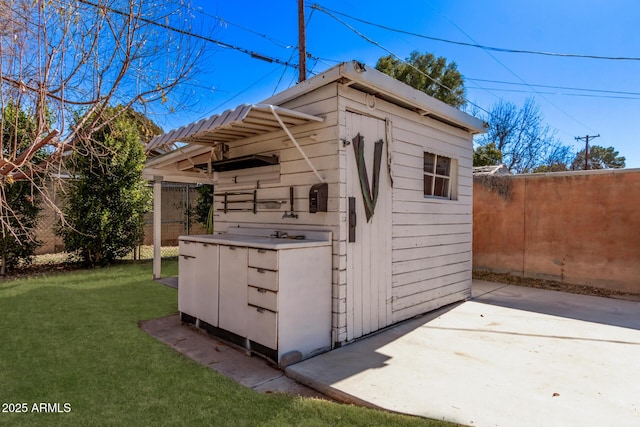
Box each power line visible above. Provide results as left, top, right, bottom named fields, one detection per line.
left=310, top=3, right=492, bottom=116
left=433, top=9, right=596, bottom=133
left=466, top=78, right=640, bottom=96
left=77, top=0, right=300, bottom=69
left=313, top=3, right=606, bottom=144
left=77, top=0, right=327, bottom=117
left=168, top=0, right=329, bottom=76
left=204, top=67, right=282, bottom=117
left=310, top=3, right=640, bottom=62
left=466, top=86, right=640, bottom=100
left=312, top=2, right=595, bottom=132
left=308, top=4, right=637, bottom=134
left=273, top=4, right=318, bottom=95
left=189, top=8, right=294, bottom=49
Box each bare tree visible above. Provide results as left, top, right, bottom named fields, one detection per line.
left=0, top=0, right=208, bottom=240
left=476, top=98, right=573, bottom=173
left=0, top=1, right=12, bottom=36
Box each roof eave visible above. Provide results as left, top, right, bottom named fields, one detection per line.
left=263, top=61, right=486, bottom=134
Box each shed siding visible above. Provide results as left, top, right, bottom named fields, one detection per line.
left=196, top=81, right=473, bottom=345
left=148, top=64, right=481, bottom=347
left=211, top=83, right=348, bottom=343
left=337, top=85, right=473, bottom=325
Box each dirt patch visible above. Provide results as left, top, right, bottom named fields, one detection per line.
left=0, top=259, right=149, bottom=282
left=0, top=263, right=84, bottom=282
left=473, top=270, right=640, bottom=301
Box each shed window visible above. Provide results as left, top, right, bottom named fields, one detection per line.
left=424, top=152, right=454, bottom=199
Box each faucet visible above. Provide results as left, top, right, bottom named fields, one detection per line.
left=270, top=231, right=288, bottom=238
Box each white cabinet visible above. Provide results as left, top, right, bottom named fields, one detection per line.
left=178, top=231, right=332, bottom=366
left=246, top=246, right=332, bottom=364
left=218, top=245, right=248, bottom=338
left=178, top=240, right=219, bottom=327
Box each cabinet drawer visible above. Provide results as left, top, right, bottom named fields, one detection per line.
left=179, top=240, right=198, bottom=257
left=179, top=240, right=216, bottom=258
left=247, top=305, right=277, bottom=349
left=247, top=286, right=277, bottom=312
left=248, top=267, right=278, bottom=291
left=248, top=248, right=278, bottom=270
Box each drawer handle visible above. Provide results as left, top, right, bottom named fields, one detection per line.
left=180, top=254, right=195, bottom=259
left=228, top=246, right=236, bottom=250
left=257, top=268, right=266, bottom=274
left=257, top=249, right=267, bottom=254
left=257, top=307, right=265, bottom=313
left=257, top=288, right=267, bottom=293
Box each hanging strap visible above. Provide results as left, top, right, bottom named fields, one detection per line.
left=385, top=118, right=394, bottom=187
left=352, top=133, right=384, bottom=222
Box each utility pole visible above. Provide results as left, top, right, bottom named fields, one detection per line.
left=575, top=134, right=600, bottom=170
left=298, top=0, right=306, bottom=82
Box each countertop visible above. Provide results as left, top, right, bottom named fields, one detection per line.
left=179, top=233, right=332, bottom=250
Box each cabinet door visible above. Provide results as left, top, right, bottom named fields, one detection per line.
left=192, top=243, right=219, bottom=327
left=178, top=247, right=198, bottom=319
left=219, top=245, right=248, bottom=337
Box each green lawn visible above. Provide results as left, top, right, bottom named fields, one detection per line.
left=0, top=262, right=458, bottom=427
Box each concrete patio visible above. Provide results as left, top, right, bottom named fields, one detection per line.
left=145, top=279, right=640, bottom=426
left=286, top=280, right=640, bottom=426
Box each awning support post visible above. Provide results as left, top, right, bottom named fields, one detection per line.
left=269, top=105, right=325, bottom=183
left=152, top=176, right=163, bottom=279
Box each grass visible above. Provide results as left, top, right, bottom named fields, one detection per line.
left=0, top=261, right=458, bottom=427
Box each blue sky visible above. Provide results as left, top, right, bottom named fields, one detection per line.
left=160, top=0, right=640, bottom=168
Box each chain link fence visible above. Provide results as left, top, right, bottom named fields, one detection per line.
left=33, top=180, right=207, bottom=266
left=138, top=182, right=207, bottom=260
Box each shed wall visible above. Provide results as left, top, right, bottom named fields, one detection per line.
left=211, top=83, right=346, bottom=342
left=207, top=82, right=475, bottom=344
left=337, top=85, right=474, bottom=326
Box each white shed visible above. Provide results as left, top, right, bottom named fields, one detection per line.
left=144, top=61, right=485, bottom=363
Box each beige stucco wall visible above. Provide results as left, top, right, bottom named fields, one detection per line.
left=473, top=169, right=640, bottom=293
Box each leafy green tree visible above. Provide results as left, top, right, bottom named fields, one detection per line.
left=570, top=145, right=625, bottom=170
left=473, top=142, right=503, bottom=167
left=376, top=51, right=466, bottom=108
left=194, top=184, right=214, bottom=233
left=121, top=108, right=163, bottom=145
left=0, top=103, right=43, bottom=273
left=58, top=109, right=152, bottom=266
left=0, top=182, right=42, bottom=274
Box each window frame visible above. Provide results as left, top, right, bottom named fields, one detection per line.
left=423, top=152, right=457, bottom=200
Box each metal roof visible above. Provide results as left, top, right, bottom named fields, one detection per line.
left=146, top=104, right=324, bottom=152
left=264, top=61, right=487, bottom=135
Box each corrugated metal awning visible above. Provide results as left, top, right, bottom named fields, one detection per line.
left=146, top=104, right=324, bottom=152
